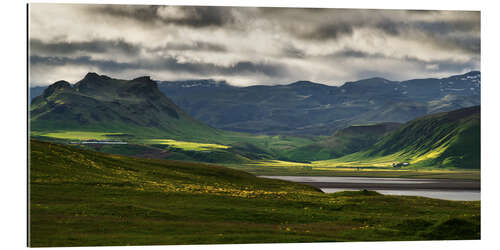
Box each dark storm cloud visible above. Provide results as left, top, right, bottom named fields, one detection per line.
left=279, top=9, right=479, bottom=56
left=30, top=55, right=136, bottom=71
left=29, top=4, right=481, bottom=85
left=90, top=5, right=235, bottom=28
left=30, top=38, right=141, bottom=55
left=282, top=44, right=306, bottom=58
left=30, top=55, right=288, bottom=78
left=296, top=23, right=354, bottom=40
left=330, top=49, right=386, bottom=59
left=147, top=41, right=227, bottom=53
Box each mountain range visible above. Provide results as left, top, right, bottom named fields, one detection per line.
left=158, top=71, right=480, bottom=135
left=31, top=71, right=480, bottom=136
left=30, top=72, right=480, bottom=169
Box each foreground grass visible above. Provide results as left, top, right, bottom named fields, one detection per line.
left=30, top=140, right=480, bottom=247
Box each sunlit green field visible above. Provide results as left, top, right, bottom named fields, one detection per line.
left=145, top=139, right=231, bottom=151
left=30, top=130, right=480, bottom=180
left=30, top=140, right=480, bottom=247
left=30, top=131, right=127, bottom=141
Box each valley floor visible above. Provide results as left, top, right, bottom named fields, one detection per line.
left=227, top=161, right=480, bottom=180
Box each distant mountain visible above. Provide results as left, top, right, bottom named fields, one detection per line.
left=30, top=73, right=221, bottom=140
left=156, top=71, right=480, bottom=135
left=285, top=122, right=402, bottom=162
left=30, top=86, right=46, bottom=102
left=30, top=71, right=480, bottom=136
left=342, top=106, right=480, bottom=169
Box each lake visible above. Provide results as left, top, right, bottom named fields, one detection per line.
left=259, top=176, right=480, bottom=201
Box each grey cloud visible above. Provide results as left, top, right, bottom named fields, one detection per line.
left=330, top=49, right=386, bottom=59
left=30, top=55, right=288, bottom=78
left=29, top=4, right=480, bottom=86
left=147, top=41, right=227, bottom=53
left=297, top=23, right=354, bottom=40
left=403, top=55, right=480, bottom=73
left=91, top=5, right=235, bottom=28
left=30, top=38, right=141, bottom=55
left=282, top=44, right=306, bottom=58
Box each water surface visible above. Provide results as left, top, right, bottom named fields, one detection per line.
left=259, top=175, right=480, bottom=201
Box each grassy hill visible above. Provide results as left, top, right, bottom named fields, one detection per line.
left=285, top=122, right=402, bottom=162
left=319, top=106, right=480, bottom=169
left=29, top=140, right=479, bottom=246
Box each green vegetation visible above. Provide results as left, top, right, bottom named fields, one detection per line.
left=143, top=139, right=230, bottom=151
left=284, top=123, right=402, bottom=162
left=30, top=73, right=481, bottom=174
left=31, top=131, right=127, bottom=141
left=227, top=161, right=480, bottom=180
left=326, top=106, right=480, bottom=170
left=236, top=106, right=480, bottom=177
left=30, top=140, right=479, bottom=246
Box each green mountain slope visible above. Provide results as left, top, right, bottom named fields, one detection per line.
left=337, top=106, right=480, bottom=169
left=285, top=122, right=402, bottom=162
left=29, top=139, right=480, bottom=246
left=30, top=73, right=316, bottom=163
left=30, top=73, right=221, bottom=140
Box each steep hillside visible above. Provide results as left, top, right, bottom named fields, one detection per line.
left=340, top=106, right=480, bottom=169
left=285, top=122, right=402, bottom=162
left=30, top=72, right=221, bottom=140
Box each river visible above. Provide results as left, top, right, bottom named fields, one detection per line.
left=259, top=176, right=480, bottom=201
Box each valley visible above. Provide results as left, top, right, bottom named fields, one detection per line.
left=29, top=72, right=481, bottom=245
left=26, top=5, right=482, bottom=247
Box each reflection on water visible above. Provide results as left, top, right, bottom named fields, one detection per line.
left=321, top=188, right=480, bottom=201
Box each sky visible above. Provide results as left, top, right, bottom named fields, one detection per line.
left=29, top=4, right=480, bottom=86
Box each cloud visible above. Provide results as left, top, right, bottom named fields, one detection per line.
left=30, top=38, right=141, bottom=56
left=30, top=55, right=289, bottom=78
left=89, top=5, right=236, bottom=28
left=147, top=41, right=227, bottom=53
left=28, top=4, right=480, bottom=86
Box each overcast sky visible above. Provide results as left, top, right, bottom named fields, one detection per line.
left=28, top=4, right=480, bottom=86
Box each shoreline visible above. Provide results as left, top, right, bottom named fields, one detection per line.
left=259, top=176, right=480, bottom=191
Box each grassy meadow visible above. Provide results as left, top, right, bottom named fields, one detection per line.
left=29, top=140, right=480, bottom=246
left=30, top=130, right=480, bottom=180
